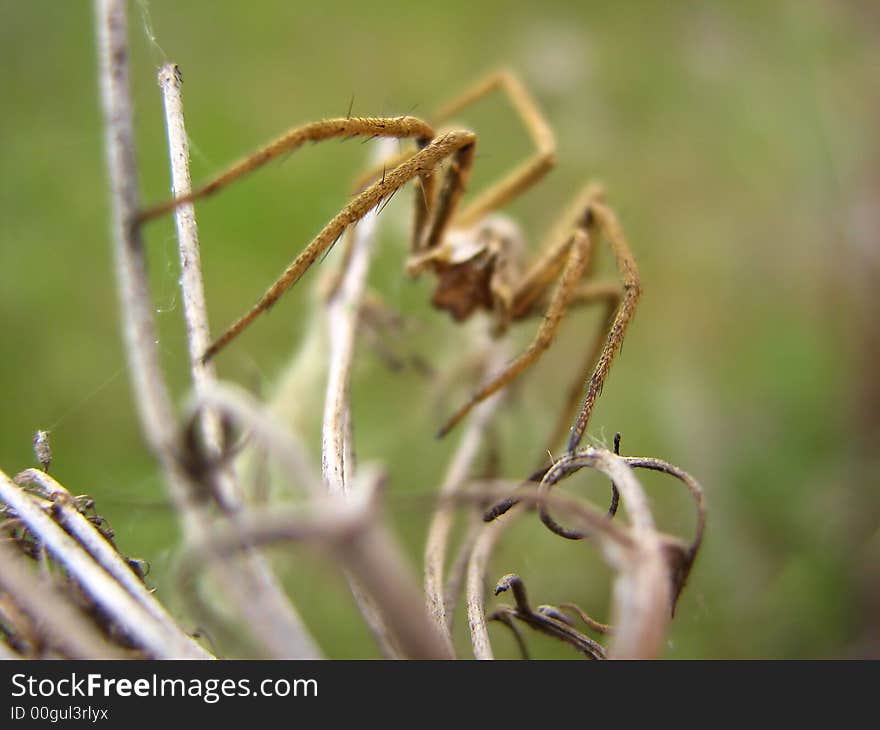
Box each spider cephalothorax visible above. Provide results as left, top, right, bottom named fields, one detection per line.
left=407, top=215, right=525, bottom=326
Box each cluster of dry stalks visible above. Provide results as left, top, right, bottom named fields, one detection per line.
left=0, top=0, right=705, bottom=660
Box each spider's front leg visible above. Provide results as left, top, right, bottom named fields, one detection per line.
left=201, top=131, right=477, bottom=362
left=136, top=116, right=435, bottom=225
left=135, top=112, right=476, bottom=361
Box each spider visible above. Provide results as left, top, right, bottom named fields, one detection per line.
left=136, top=70, right=641, bottom=454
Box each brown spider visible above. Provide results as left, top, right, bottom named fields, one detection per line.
left=136, top=70, right=641, bottom=453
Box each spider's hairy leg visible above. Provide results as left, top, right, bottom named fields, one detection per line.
left=203, top=129, right=477, bottom=362
left=497, top=183, right=621, bottom=457
left=567, top=195, right=641, bottom=452
left=411, top=171, right=438, bottom=253
left=351, top=147, right=418, bottom=193
left=325, top=138, right=439, bottom=302
left=135, top=115, right=435, bottom=225
left=541, top=281, right=620, bottom=460
left=420, top=136, right=477, bottom=251
left=434, top=69, right=556, bottom=228
left=436, top=227, right=591, bottom=438
left=349, top=143, right=437, bottom=253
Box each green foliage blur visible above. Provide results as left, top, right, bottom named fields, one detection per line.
left=1, top=0, right=877, bottom=658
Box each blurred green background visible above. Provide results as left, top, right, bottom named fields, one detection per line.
left=1, top=0, right=878, bottom=658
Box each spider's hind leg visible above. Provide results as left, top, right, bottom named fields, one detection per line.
left=539, top=280, right=621, bottom=462
left=566, top=194, right=641, bottom=452
left=433, top=70, right=557, bottom=229
left=510, top=183, right=642, bottom=455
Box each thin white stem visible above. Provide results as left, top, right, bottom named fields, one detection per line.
left=96, top=2, right=322, bottom=659
left=95, top=0, right=198, bottom=523
left=466, top=505, right=520, bottom=660
left=321, top=158, right=398, bottom=656
left=158, top=62, right=240, bottom=511
left=424, top=336, right=509, bottom=656
left=321, top=185, right=383, bottom=499
left=442, top=514, right=482, bottom=628
left=320, top=139, right=451, bottom=658
left=157, top=68, right=325, bottom=658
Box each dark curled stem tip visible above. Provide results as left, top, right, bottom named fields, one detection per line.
left=493, top=574, right=607, bottom=660
left=538, top=503, right=587, bottom=540
left=494, top=573, right=530, bottom=614
left=482, top=496, right=517, bottom=522
left=538, top=433, right=623, bottom=540
left=482, top=464, right=551, bottom=522
left=661, top=541, right=696, bottom=617
left=608, top=432, right=621, bottom=518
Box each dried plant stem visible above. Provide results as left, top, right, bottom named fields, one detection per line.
left=159, top=64, right=327, bottom=657
left=466, top=504, right=521, bottom=659
left=442, top=513, right=482, bottom=630
left=178, top=465, right=455, bottom=660
left=95, top=0, right=197, bottom=520
left=0, top=539, right=127, bottom=659
left=623, top=455, right=706, bottom=557
left=157, top=62, right=236, bottom=509
left=492, top=574, right=606, bottom=659
left=454, top=481, right=636, bottom=544
left=0, top=470, right=206, bottom=658
left=321, top=141, right=392, bottom=497
left=461, top=447, right=673, bottom=660
left=322, top=148, right=398, bottom=657
left=559, top=603, right=613, bottom=634
left=194, top=380, right=456, bottom=656
left=424, top=337, right=508, bottom=655
left=192, top=382, right=322, bottom=496
left=320, top=141, right=451, bottom=658
left=14, top=468, right=199, bottom=643
left=96, top=1, right=321, bottom=658
left=336, top=522, right=457, bottom=659
left=176, top=499, right=371, bottom=592
left=541, top=449, right=671, bottom=659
